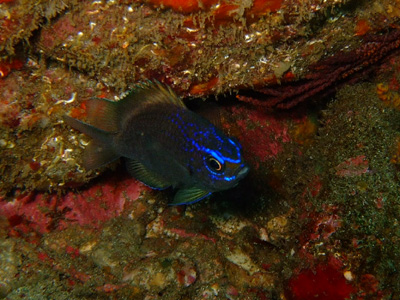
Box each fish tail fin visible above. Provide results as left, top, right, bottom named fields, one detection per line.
left=82, top=140, right=119, bottom=170
left=64, top=115, right=111, bottom=143
left=64, top=115, right=119, bottom=170
left=87, top=97, right=120, bottom=132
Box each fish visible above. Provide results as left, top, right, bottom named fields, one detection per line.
left=64, top=81, right=249, bottom=205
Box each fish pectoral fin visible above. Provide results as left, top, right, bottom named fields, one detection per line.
left=126, top=159, right=171, bottom=190
left=171, top=187, right=211, bottom=205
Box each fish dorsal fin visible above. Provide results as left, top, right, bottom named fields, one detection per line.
left=119, top=81, right=186, bottom=114
left=194, top=101, right=222, bottom=128
left=86, top=81, right=184, bottom=132
left=87, top=97, right=120, bottom=132
left=171, top=187, right=211, bottom=205
left=125, top=158, right=171, bottom=190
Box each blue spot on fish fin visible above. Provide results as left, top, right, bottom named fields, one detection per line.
left=125, top=158, right=171, bottom=190
left=120, top=81, right=186, bottom=113
left=170, top=188, right=211, bottom=205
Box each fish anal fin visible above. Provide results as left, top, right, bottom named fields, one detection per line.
left=171, top=187, right=211, bottom=205
left=126, top=159, right=171, bottom=190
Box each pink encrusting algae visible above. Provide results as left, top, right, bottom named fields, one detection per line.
left=335, top=155, right=369, bottom=177
left=0, top=176, right=143, bottom=234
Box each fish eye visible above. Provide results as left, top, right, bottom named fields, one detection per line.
left=206, top=155, right=224, bottom=173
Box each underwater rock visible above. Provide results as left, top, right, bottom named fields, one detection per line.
left=1, top=0, right=400, bottom=195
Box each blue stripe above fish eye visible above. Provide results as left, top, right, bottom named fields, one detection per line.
left=202, top=143, right=242, bottom=163
left=172, top=108, right=243, bottom=166
left=200, top=146, right=241, bottom=164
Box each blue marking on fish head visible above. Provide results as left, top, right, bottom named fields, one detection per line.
left=190, top=126, right=249, bottom=192
left=169, top=107, right=248, bottom=193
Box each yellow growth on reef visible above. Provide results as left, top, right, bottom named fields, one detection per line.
left=390, top=137, right=400, bottom=164
left=376, top=83, right=400, bottom=109
left=291, top=118, right=318, bottom=146
left=376, top=83, right=400, bottom=165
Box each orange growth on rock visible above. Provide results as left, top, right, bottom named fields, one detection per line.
left=246, top=0, right=283, bottom=19
left=355, top=19, right=370, bottom=36
left=212, top=3, right=240, bottom=25
left=390, top=138, right=400, bottom=164
left=283, top=71, right=296, bottom=81
left=70, top=102, right=87, bottom=119
left=146, top=0, right=218, bottom=13
left=377, top=82, right=400, bottom=109
left=189, top=77, right=219, bottom=95
left=29, top=161, right=41, bottom=172
left=292, top=117, right=317, bottom=145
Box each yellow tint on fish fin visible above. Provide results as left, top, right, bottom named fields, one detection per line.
left=171, top=188, right=211, bottom=205
left=87, top=98, right=120, bottom=132
left=119, top=81, right=186, bottom=114
left=126, top=159, right=171, bottom=190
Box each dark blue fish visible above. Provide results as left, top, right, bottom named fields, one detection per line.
left=64, top=81, right=249, bottom=205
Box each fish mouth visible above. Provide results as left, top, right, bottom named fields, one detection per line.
left=236, top=164, right=249, bottom=179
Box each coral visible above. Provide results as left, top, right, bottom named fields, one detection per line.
left=0, top=0, right=77, bottom=57
left=237, top=28, right=400, bottom=109
left=34, top=0, right=392, bottom=95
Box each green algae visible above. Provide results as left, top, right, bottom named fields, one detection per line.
left=320, top=84, right=400, bottom=297
left=278, top=81, right=400, bottom=297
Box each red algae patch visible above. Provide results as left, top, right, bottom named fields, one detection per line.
left=286, top=264, right=354, bottom=300
left=0, top=58, right=24, bottom=78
